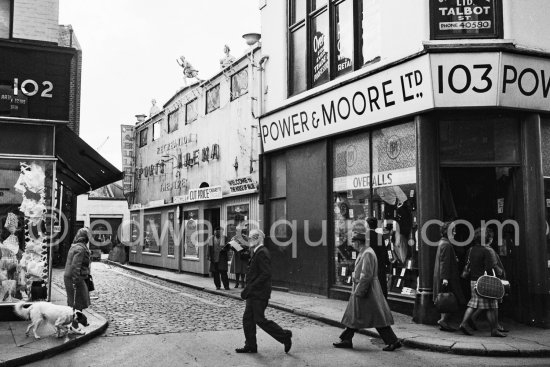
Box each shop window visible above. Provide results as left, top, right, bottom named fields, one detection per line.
left=206, top=84, right=220, bottom=113
left=183, top=209, right=198, bottom=257
left=139, top=128, right=148, bottom=147
left=185, top=99, right=198, bottom=124
left=167, top=212, right=176, bottom=256
left=168, top=110, right=179, bottom=133
left=439, top=117, right=519, bottom=164
left=288, top=0, right=371, bottom=96
left=331, top=122, right=419, bottom=297
left=152, top=121, right=160, bottom=141
left=541, top=119, right=550, bottom=177
left=231, top=68, right=248, bottom=101
left=332, top=132, right=370, bottom=287
left=372, top=122, right=418, bottom=297
left=0, top=159, right=54, bottom=304
left=269, top=154, right=287, bottom=238
left=143, top=212, right=161, bottom=253
left=130, top=213, right=139, bottom=252
left=226, top=204, right=249, bottom=262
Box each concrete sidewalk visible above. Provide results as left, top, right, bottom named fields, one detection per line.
left=108, top=260, right=550, bottom=358
left=0, top=284, right=108, bottom=367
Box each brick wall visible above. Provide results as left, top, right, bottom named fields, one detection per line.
left=59, top=25, right=82, bottom=133
left=12, top=0, right=59, bottom=43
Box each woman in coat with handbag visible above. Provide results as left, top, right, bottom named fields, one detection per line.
left=433, top=221, right=466, bottom=332
left=459, top=228, right=507, bottom=337
left=64, top=227, right=92, bottom=311
left=333, top=232, right=402, bottom=352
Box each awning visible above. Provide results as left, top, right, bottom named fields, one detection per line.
left=55, top=126, right=123, bottom=195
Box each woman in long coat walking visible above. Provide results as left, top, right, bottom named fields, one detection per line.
left=64, top=228, right=92, bottom=311
left=333, top=232, right=402, bottom=351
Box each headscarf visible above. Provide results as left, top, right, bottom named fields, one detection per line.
left=73, top=227, right=90, bottom=245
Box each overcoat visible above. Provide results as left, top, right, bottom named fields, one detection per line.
left=241, top=246, right=272, bottom=300
left=229, top=245, right=249, bottom=274
left=341, top=246, right=394, bottom=329
left=206, top=235, right=229, bottom=272
left=432, top=238, right=466, bottom=305
left=63, top=242, right=91, bottom=310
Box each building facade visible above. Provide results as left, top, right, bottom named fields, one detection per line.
left=259, top=0, right=550, bottom=328
left=127, top=47, right=262, bottom=276
left=0, top=0, right=121, bottom=317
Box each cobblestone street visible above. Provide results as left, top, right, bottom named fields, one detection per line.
left=52, top=263, right=323, bottom=337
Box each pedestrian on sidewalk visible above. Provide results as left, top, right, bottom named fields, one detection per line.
left=64, top=227, right=92, bottom=311
left=229, top=223, right=249, bottom=289
left=367, top=218, right=390, bottom=299
left=333, top=232, right=402, bottom=352
left=458, top=227, right=507, bottom=337
left=206, top=227, right=230, bottom=290
left=433, top=221, right=465, bottom=332
left=236, top=229, right=292, bottom=354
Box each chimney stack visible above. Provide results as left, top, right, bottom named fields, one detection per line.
left=135, top=114, right=147, bottom=124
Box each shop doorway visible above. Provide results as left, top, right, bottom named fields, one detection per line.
left=204, top=208, right=221, bottom=235
left=440, top=167, right=519, bottom=318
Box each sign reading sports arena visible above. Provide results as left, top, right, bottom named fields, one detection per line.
left=259, top=52, right=550, bottom=152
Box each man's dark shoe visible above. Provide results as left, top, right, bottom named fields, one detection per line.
left=235, top=346, right=257, bottom=353
left=283, top=330, right=292, bottom=353
left=382, top=340, right=402, bottom=352
left=333, top=340, right=353, bottom=349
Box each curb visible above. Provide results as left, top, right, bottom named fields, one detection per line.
left=104, top=261, right=550, bottom=358
left=1, top=315, right=108, bottom=367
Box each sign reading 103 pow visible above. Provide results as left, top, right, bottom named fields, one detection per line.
left=430, top=0, right=502, bottom=40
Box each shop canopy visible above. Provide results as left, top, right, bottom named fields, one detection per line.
left=55, top=126, right=123, bottom=195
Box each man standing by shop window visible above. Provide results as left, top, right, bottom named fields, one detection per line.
left=236, top=229, right=293, bottom=354
left=206, top=227, right=230, bottom=290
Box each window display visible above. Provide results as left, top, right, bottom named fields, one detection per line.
left=143, top=212, right=161, bottom=253
left=183, top=210, right=198, bottom=257
left=0, top=159, right=53, bottom=303
left=331, top=123, right=418, bottom=297
left=226, top=204, right=249, bottom=262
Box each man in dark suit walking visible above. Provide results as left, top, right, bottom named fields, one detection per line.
left=236, top=229, right=292, bottom=354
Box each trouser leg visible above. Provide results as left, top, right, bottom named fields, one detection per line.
left=212, top=266, right=221, bottom=289
left=339, top=327, right=356, bottom=341
left=251, top=299, right=289, bottom=344
left=243, top=299, right=257, bottom=348
left=376, top=326, right=398, bottom=345
left=220, top=271, right=229, bottom=289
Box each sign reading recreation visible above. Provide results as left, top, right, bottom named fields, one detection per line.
left=260, top=55, right=433, bottom=152
left=260, top=52, right=550, bottom=153
left=430, top=0, right=501, bottom=40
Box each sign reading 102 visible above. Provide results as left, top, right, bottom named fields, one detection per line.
left=11, top=78, right=53, bottom=98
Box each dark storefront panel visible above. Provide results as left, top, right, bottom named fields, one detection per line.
left=0, top=122, right=53, bottom=156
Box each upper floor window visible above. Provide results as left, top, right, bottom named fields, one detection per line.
left=152, top=121, right=160, bottom=141
left=168, top=110, right=179, bottom=133
left=0, top=0, right=12, bottom=39
left=206, top=84, right=220, bottom=113
left=139, top=128, right=148, bottom=147
left=185, top=99, right=198, bottom=124
left=288, top=0, right=377, bottom=96
left=231, top=68, right=248, bottom=101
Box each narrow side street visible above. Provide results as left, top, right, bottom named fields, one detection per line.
left=25, top=263, right=550, bottom=367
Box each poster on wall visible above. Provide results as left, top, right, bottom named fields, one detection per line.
left=430, top=0, right=502, bottom=40
left=143, top=213, right=161, bottom=253
left=184, top=210, right=198, bottom=257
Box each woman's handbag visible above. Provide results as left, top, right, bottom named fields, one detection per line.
left=85, top=275, right=95, bottom=292
left=434, top=284, right=458, bottom=313
left=475, top=270, right=504, bottom=299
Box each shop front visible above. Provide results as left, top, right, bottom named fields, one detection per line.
left=259, top=49, right=550, bottom=327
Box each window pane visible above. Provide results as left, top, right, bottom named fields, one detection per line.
left=183, top=210, right=198, bottom=257
left=541, top=119, right=550, bottom=176
left=226, top=204, right=250, bottom=262
left=167, top=212, right=175, bottom=256
left=143, top=213, right=161, bottom=253
left=186, top=99, right=198, bottom=123
left=439, top=118, right=519, bottom=163
left=310, top=0, right=326, bottom=11
left=206, top=85, right=220, bottom=113
left=139, top=128, right=148, bottom=147
left=335, top=0, right=354, bottom=77
left=0, top=0, right=10, bottom=38
left=311, top=10, right=330, bottom=87
left=168, top=110, right=179, bottom=133
left=362, top=0, right=382, bottom=65
left=0, top=123, right=53, bottom=155
left=152, top=122, right=160, bottom=141
left=332, top=132, right=370, bottom=287
left=290, top=26, right=307, bottom=96
left=231, top=68, right=248, bottom=100
left=291, top=0, right=306, bottom=24
left=270, top=154, right=286, bottom=197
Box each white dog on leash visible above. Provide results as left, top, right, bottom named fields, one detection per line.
left=14, top=301, right=89, bottom=339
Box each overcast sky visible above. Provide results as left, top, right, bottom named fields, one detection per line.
left=58, top=0, right=261, bottom=170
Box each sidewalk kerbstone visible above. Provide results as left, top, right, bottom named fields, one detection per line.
left=483, top=343, right=519, bottom=357
left=451, top=342, right=487, bottom=356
